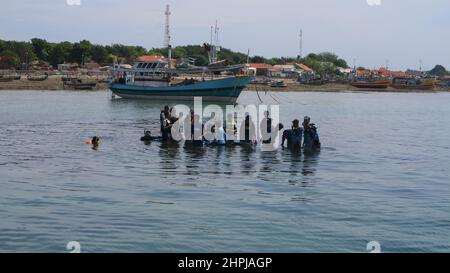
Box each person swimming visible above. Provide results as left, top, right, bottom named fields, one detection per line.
left=140, top=129, right=162, bottom=142
left=85, top=136, right=100, bottom=150
left=86, top=136, right=100, bottom=145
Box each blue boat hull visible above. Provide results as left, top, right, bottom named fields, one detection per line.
left=109, top=76, right=253, bottom=102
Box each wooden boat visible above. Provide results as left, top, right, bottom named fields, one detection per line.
left=109, top=9, right=253, bottom=102
left=110, top=75, right=252, bottom=102
left=350, top=79, right=391, bottom=89
left=27, top=74, right=48, bottom=81
left=391, top=77, right=435, bottom=91
left=269, top=80, right=288, bottom=88
left=299, top=78, right=329, bottom=85
left=64, top=78, right=97, bottom=90
left=0, top=76, right=14, bottom=82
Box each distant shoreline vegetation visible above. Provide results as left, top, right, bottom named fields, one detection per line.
left=0, top=38, right=348, bottom=72
left=0, top=38, right=449, bottom=77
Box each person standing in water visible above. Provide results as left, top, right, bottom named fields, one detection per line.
left=213, top=120, right=226, bottom=145
left=240, top=114, right=257, bottom=145
left=303, top=116, right=321, bottom=152
left=160, top=105, right=172, bottom=141
left=282, top=120, right=302, bottom=150
left=226, top=113, right=237, bottom=144
left=260, top=111, right=273, bottom=144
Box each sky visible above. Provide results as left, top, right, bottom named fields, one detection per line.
left=0, top=0, right=449, bottom=70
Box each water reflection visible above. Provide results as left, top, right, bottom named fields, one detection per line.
left=302, top=152, right=320, bottom=176
left=158, top=141, right=180, bottom=172
left=239, top=145, right=257, bottom=174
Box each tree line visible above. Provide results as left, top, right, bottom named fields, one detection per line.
left=0, top=38, right=369, bottom=75
left=0, top=38, right=151, bottom=69
left=2, top=38, right=448, bottom=76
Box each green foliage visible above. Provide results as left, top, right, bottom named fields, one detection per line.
left=296, top=52, right=349, bottom=75
left=429, top=65, right=448, bottom=77
left=0, top=38, right=353, bottom=73
left=48, top=42, right=73, bottom=67
left=0, top=50, right=20, bottom=69
left=31, top=38, right=51, bottom=62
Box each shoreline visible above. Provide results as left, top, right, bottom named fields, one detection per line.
left=0, top=75, right=108, bottom=91
left=1, top=76, right=449, bottom=93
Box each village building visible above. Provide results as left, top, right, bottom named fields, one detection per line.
left=377, top=67, right=408, bottom=78
left=247, top=63, right=273, bottom=76
left=269, top=63, right=313, bottom=78
left=84, top=62, right=101, bottom=71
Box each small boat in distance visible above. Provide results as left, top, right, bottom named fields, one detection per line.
left=0, top=75, right=14, bottom=82
left=269, top=80, right=288, bottom=88
left=351, top=78, right=391, bottom=89
left=27, top=73, right=48, bottom=81
left=391, top=77, right=436, bottom=91
left=63, top=78, right=97, bottom=90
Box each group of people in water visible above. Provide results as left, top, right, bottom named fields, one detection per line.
left=139, top=105, right=321, bottom=153
left=87, top=105, right=321, bottom=153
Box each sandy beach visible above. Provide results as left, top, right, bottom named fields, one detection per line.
left=0, top=75, right=108, bottom=91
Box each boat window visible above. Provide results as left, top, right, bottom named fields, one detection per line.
left=151, top=63, right=158, bottom=69
left=137, top=63, right=143, bottom=68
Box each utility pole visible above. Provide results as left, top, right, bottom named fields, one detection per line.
left=298, top=29, right=303, bottom=60
left=214, top=20, right=220, bottom=46
left=247, top=49, right=250, bottom=64
left=210, top=26, right=214, bottom=45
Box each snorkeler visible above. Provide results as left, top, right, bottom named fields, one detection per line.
left=85, top=136, right=100, bottom=149
left=140, top=129, right=162, bottom=142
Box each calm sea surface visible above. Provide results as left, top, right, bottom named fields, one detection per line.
left=0, top=90, right=449, bottom=253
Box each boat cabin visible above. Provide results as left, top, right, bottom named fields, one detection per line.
left=133, top=55, right=175, bottom=81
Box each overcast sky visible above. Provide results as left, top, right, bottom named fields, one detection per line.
left=0, top=0, right=449, bottom=70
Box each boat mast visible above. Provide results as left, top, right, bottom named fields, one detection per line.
left=298, top=28, right=303, bottom=60
left=165, top=4, right=172, bottom=75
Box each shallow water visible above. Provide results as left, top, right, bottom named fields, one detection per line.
left=0, top=90, right=449, bottom=253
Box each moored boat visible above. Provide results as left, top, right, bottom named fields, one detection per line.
left=0, top=76, right=14, bottom=82
left=108, top=6, right=253, bottom=102
left=351, top=78, right=391, bottom=89
left=391, top=77, right=436, bottom=90
left=110, top=75, right=252, bottom=102
left=64, top=78, right=97, bottom=90
left=269, top=80, right=288, bottom=88
left=27, top=73, right=48, bottom=81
